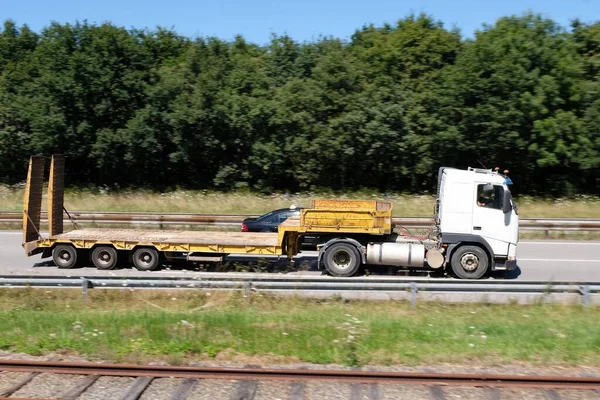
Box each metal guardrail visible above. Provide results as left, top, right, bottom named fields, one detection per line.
left=1, top=275, right=598, bottom=306
left=0, top=212, right=599, bottom=231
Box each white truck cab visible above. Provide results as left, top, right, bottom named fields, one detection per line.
left=435, top=167, right=519, bottom=278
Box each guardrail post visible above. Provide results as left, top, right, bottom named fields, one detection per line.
left=410, top=282, right=417, bottom=308
left=581, top=285, right=590, bottom=308
left=81, top=278, right=90, bottom=303
left=244, top=282, right=252, bottom=302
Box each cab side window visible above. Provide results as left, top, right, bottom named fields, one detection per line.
left=476, top=184, right=504, bottom=210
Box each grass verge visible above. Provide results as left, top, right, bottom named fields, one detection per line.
left=1, top=186, right=600, bottom=218
left=0, top=289, right=599, bottom=367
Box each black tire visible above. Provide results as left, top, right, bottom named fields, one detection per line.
left=132, top=248, right=160, bottom=271
left=322, top=242, right=361, bottom=277
left=53, top=244, right=78, bottom=269
left=91, top=246, right=118, bottom=270
left=450, top=245, right=489, bottom=279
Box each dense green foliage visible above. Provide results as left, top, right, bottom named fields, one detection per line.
left=0, top=14, right=598, bottom=194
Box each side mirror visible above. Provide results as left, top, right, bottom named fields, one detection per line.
left=502, top=190, right=512, bottom=214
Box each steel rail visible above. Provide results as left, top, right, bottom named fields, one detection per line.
left=0, top=211, right=598, bottom=231
left=0, top=360, right=599, bottom=389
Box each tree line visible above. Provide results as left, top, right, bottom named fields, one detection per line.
left=0, top=14, right=598, bottom=195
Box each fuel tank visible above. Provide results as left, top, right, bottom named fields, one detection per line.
left=366, top=242, right=425, bottom=267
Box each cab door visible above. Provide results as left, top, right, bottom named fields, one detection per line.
left=471, top=183, right=513, bottom=255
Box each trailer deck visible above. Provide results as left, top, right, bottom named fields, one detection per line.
left=32, top=228, right=282, bottom=255
left=52, top=228, right=279, bottom=246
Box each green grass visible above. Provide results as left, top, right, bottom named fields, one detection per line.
left=1, top=185, right=599, bottom=218
left=0, top=289, right=599, bottom=366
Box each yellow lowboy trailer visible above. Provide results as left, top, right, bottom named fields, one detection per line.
left=23, top=155, right=402, bottom=276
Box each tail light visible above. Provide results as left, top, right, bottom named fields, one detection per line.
left=241, top=222, right=248, bottom=232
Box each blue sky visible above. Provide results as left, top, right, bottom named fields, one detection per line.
left=3, top=0, right=598, bottom=44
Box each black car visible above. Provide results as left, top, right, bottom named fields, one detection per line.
left=241, top=207, right=302, bottom=232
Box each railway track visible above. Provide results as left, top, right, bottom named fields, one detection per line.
left=1, top=359, right=600, bottom=399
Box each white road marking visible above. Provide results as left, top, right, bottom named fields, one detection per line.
left=519, top=258, right=599, bottom=263
left=156, top=270, right=186, bottom=274
left=522, top=241, right=600, bottom=246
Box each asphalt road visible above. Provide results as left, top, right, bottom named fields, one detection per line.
left=1, top=231, right=599, bottom=281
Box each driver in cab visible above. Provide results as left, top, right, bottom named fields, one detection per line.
left=477, top=184, right=495, bottom=208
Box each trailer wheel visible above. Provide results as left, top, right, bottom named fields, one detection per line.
left=91, top=246, right=118, bottom=270
left=53, top=244, right=78, bottom=269
left=450, top=245, right=489, bottom=279
left=132, top=248, right=160, bottom=271
left=323, top=242, right=361, bottom=277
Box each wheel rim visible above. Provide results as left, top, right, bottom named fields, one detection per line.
left=459, top=252, right=480, bottom=272
left=58, top=250, right=71, bottom=264
left=59, top=251, right=71, bottom=261
left=331, top=249, right=352, bottom=270
left=136, top=251, right=154, bottom=268
left=96, top=249, right=114, bottom=268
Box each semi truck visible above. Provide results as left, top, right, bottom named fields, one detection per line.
left=22, top=155, right=518, bottom=279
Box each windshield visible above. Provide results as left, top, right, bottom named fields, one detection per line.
left=509, top=190, right=519, bottom=215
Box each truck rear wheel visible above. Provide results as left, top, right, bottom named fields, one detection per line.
left=91, top=246, right=118, bottom=270
left=132, top=248, right=160, bottom=271
left=53, top=244, right=78, bottom=269
left=323, top=242, right=361, bottom=277
left=450, top=245, right=489, bottom=279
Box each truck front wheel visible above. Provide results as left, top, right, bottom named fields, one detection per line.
left=450, top=245, right=489, bottom=279
left=323, top=242, right=361, bottom=277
